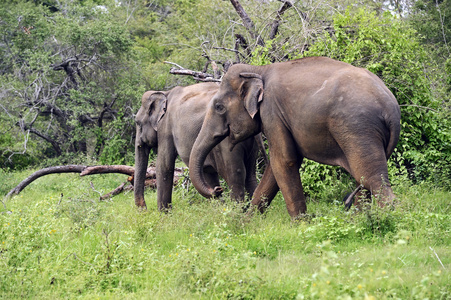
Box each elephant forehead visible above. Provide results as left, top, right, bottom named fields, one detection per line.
left=225, top=77, right=244, bottom=90
left=135, top=107, right=148, bottom=120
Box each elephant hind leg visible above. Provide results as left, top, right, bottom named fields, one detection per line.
left=344, top=149, right=395, bottom=208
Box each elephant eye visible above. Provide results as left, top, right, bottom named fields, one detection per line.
left=214, top=103, right=226, bottom=114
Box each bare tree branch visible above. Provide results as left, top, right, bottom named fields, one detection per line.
left=269, top=0, right=293, bottom=40
left=166, top=65, right=221, bottom=82
left=5, top=165, right=185, bottom=200
left=24, top=125, right=62, bottom=156
left=436, top=0, right=450, bottom=56
left=163, top=61, right=185, bottom=69
left=99, top=182, right=129, bottom=200
left=229, top=0, right=265, bottom=46
left=213, top=46, right=246, bottom=59
left=6, top=165, right=86, bottom=198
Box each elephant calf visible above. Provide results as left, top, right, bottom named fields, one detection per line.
left=134, top=82, right=259, bottom=210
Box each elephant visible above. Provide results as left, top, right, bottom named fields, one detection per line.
left=188, top=57, right=401, bottom=218
left=134, top=82, right=259, bottom=210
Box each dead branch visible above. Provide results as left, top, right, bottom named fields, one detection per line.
left=164, top=60, right=221, bottom=82
left=229, top=0, right=264, bottom=46
left=6, top=165, right=87, bottom=198
left=99, top=182, right=128, bottom=200
left=80, top=165, right=136, bottom=176
left=269, top=0, right=293, bottom=40
left=213, top=46, right=246, bottom=60
left=234, top=33, right=252, bottom=58
left=164, top=61, right=185, bottom=69
left=168, top=67, right=221, bottom=82
left=5, top=165, right=186, bottom=200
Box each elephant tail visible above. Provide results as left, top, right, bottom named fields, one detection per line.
left=384, top=107, right=401, bottom=160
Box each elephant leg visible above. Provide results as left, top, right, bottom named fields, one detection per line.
left=226, top=160, right=247, bottom=203
left=245, top=169, right=258, bottom=199
left=214, top=144, right=247, bottom=202
left=156, top=142, right=178, bottom=211
left=245, top=140, right=259, bottom=197
left=268, top=135, right=306, bottom=218
left=250, top=164, right=279, bottom=214
left=342, top=146, right=394, bottom=208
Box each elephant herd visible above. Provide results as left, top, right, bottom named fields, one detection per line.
left=134, top=56, right=401, bottom=218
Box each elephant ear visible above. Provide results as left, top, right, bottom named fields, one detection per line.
left=147, top=92, right=167, bottom=131
left=239, top=73, right=264, bottom=119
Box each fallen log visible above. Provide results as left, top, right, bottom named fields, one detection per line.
left=5, top=165, right=185, bottom=199
left=99, top=182, right=129, bottom=200
left=6, top=165, right=87, bottom=198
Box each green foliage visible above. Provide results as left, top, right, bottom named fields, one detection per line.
left=249, top=40, right=275, bottom=66
left=410, top=0, right=451, bottom=61
left=0, top=172, right=450, bottom=298
left=300, top=160, right=354, bottom=201
left=0, top=1, right=143, bottom=168
left=0, top=131, right=40, bottom=170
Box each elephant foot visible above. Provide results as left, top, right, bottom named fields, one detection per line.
left=158, top=202, right=173, bottom=213
left=135, top=200, right=147, bottom=210
left=243, top=202, right=258, bottom=217
left=292, top=213, right=315, bottom=223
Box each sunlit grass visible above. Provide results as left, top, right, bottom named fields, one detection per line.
left=0, top=170, right=450, bottom=298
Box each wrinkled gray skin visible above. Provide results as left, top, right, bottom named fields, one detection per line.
left=189, top=57, right=401, bottom=218
left=134, top=82, right=258, bottom=209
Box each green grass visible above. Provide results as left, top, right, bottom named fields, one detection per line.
left=0, top=169, right=450, bottom=299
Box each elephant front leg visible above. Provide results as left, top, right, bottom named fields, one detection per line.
left=226, top=161, right=247, bottom=203
left=269, top=144, right=306, bottom=218
left=156, top=146, right=178, bottom=211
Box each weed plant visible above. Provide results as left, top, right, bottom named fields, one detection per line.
left=0, top=170, right=450, bottom=299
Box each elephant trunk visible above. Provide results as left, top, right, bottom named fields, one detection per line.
left=189, top=127, right=226, bottom=198
left=134, top=133, right=150, bottom=208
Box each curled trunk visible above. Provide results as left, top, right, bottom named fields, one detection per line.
left=134, top=139, right=150, bottom=208
left=189, top=128, right=226, bottom=198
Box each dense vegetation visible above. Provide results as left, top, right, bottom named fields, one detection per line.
left=1, top=1, right=450, bottom=298
left=0, top=171, right=450, bottom=298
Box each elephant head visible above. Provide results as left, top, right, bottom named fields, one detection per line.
left=189, top=67, right=263, bottom=198
left=134, top=91, right=167, bottom=208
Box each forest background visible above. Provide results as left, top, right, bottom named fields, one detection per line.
left=0, top=0, right=450, bottom=190
left=0, top=1, right=450, bottom=298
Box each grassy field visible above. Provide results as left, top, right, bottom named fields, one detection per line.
left=0, top=169, right=450, bottom=299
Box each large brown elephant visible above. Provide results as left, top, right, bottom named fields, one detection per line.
left=189, top=57, right=401, bottom=218
left=134, top=82, right=259, bottom=210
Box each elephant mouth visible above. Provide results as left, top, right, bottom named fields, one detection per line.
left=228, top=126, right=240, bottom=151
